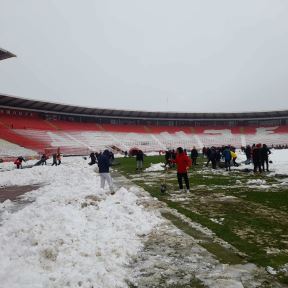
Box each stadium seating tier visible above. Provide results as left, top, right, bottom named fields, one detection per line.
left=0, top=115, right=287, bottom=157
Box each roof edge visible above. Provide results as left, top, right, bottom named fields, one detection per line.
left=0, top=93, right=287, bottom=120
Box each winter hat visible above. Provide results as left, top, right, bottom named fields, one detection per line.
left=177, top=147, right=183, bottom=153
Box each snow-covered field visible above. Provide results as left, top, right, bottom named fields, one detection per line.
left=0, top=149, right=288, bottom=287
left=0, top=158, right=162, bottom=288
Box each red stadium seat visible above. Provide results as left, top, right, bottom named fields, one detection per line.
left=1, top=113, right=288, bottom=156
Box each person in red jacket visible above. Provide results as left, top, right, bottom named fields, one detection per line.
left=173, top=147, right=192, bottom=192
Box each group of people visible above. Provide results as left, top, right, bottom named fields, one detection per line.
left=88, top=151, right=115, bottom=166
left=38, top=153, right=62, bottom=166
left=202, top=146, right=239, bottom=171
left=14, top=153, right=62, bottom=169
left=13, top=142, right=272, bottom=195
left=88, top=152, right=100, bottom=166
left=168, top=143, right=272, bottom=192
left=270, top=144, right=288, bottom=150
left=164, top=147, right=198, bottom=168
left=242, top=143, right=271, bottom=172
left=202, top=144, right=272, bottom=172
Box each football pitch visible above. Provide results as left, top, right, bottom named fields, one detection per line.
left=115, top=155, right=288, bottom=285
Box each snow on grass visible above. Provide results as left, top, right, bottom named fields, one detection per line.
left=210, top=218, right=225, bottom=225
left=266, top=266, right=277, bottom=275
left=0, top=157, right=162, bottom=288
left=199, top=263, right=259, bottom=288
left=247, top=179, right=267, bottom=185
left=144, top=162, right=165, bottom=172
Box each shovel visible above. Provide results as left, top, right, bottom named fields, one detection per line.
left=160, top=167, right=169, bottom=193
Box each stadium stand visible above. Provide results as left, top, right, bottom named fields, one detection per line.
left=0, top=139, right=37, bottom=158
left=0, top=114, right=56, bottom=130
left=0, top=94, right=287, bottom=157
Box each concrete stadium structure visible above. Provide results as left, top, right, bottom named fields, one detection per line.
left=0, top=47, right=16, bottom=61
left=0, top=93, right=287, bottom=158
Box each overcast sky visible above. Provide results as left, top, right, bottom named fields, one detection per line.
left=0, top=0, right=288, bottom=112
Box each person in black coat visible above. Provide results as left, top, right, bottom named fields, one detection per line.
left=209, top=147, right=217, bottom=169
left=97, top=150, right=114, bottom=193
left=14, top=156, right=25, bottom=169
left=245, top=145, right=252, bottom=164
left=165, top=150, right=172, bottom=168
left=190, top=147, right=198, bottom=166
left=41, top=154, right=47, bottom=165
left=109, top=151, right=115, bottom=166
left=252, top=144, right=262, bottom=173
left=89, top=152, right=97, bottom=165
left=136, top=150, right=144, bottom=171
left=216, top=148, right=222, bottom=168
left=202, top=147, right=207, bottom=158
left=52, top=153, right=58, bottom=166
left=205, top=147, right=211, bottom=167
left=261, top=144, right=271, bottom=172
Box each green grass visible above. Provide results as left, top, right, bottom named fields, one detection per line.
left=240, top=191, right=288, bottom=213
left=115, top=155, right=288, bottom=283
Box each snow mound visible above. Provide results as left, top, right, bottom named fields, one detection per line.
left=145, top=162, right=165, bottom=172
left=0, top=157, right=162, bottom=288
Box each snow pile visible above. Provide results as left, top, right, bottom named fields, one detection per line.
left=145, top=162, right=165, bottom=172
left=0, top=157, right=162, bottom=288
left=269, top=149, right=288, bottom=175
left=247, top=179, right=267, bottom=185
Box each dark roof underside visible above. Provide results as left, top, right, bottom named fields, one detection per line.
left=0, top=94, right=287, bottom=120
left=0, top=48, right=16, bottom=61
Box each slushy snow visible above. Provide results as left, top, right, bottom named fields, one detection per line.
left=0, top=157, right=162, bottom=288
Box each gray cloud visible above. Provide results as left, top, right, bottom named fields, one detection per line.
left=0, top=0, right=288, bottom=112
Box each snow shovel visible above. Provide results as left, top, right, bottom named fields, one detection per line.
left=160, top=167, right=169, bottom=193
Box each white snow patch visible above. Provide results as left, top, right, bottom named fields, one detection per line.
left=247, top=179, right=267, bottom=185
left=199, top=263, right=259, bottom=288
left=144, top=162, right=165, bottom=172
left=218, top=196, right=238, bottom=201
left=265, top=248, right=281, bottom=255
left=210, top=218, right=225, bottom=225
left=266, top=266, right=277, bottom=275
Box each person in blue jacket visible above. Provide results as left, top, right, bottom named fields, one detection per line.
left=97, top=150, right=114, bottom=194
left=222, top=146, right=232, bottom=171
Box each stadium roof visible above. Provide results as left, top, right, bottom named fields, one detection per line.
left=0, top=48, right=16, bottom=61
left=0, top=93, right=287, bottom=121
